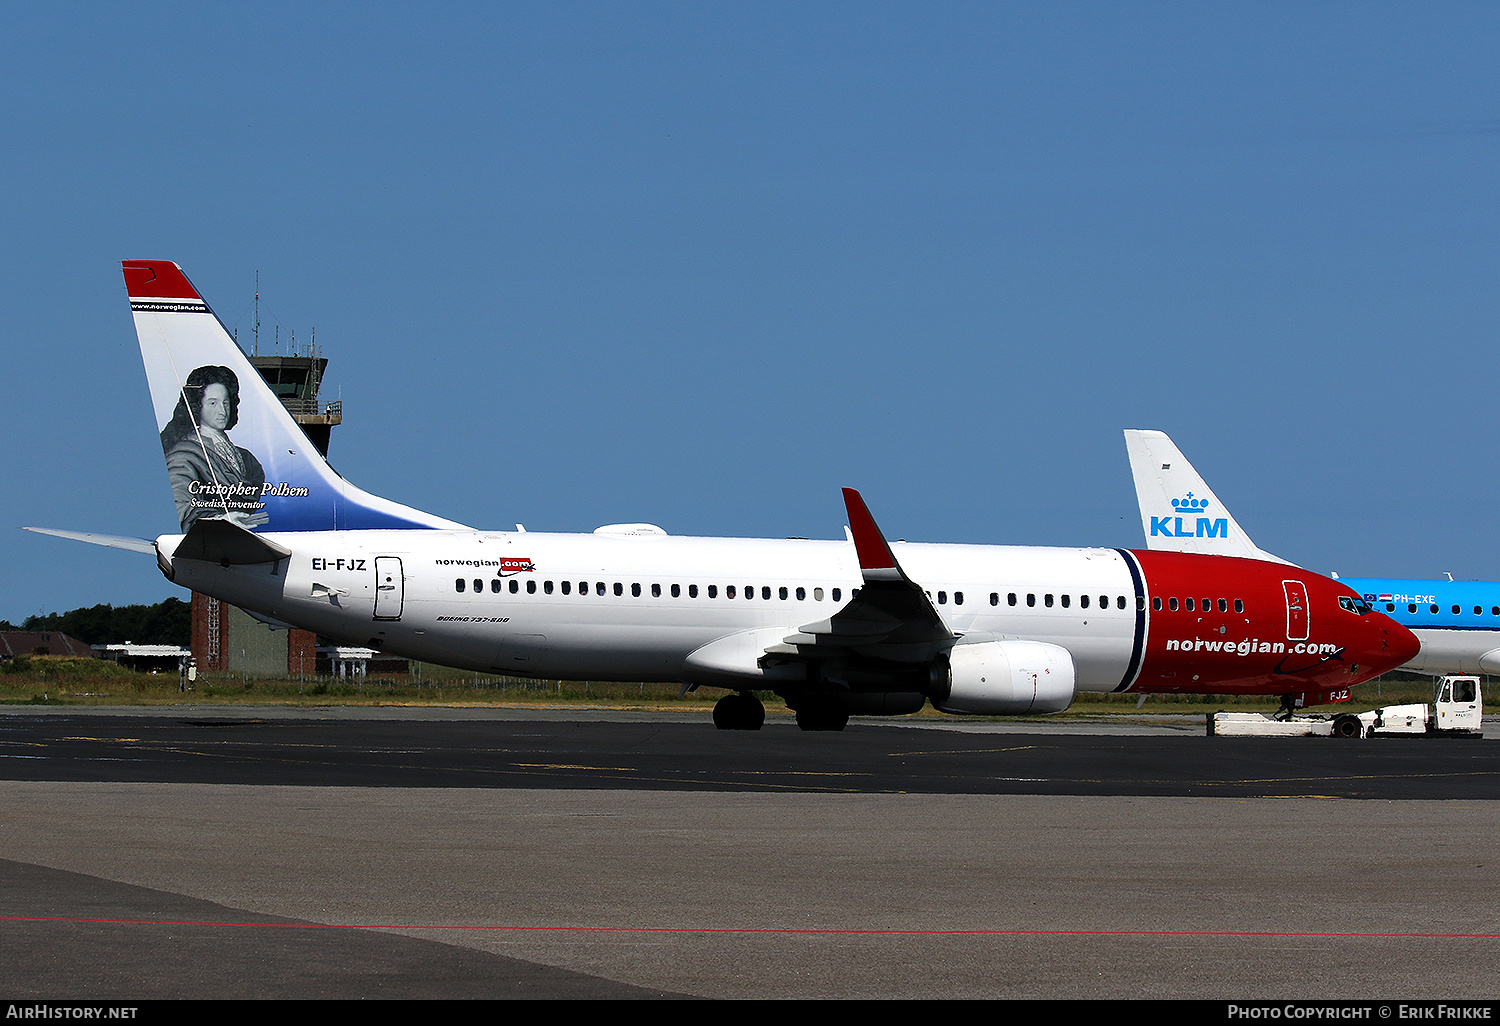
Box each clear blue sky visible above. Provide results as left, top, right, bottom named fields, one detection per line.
left=3, top=3, right=1498, bottom=622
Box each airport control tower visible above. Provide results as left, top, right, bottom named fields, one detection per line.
left=248, top=346, right=342, bottom=456
left=189, top=330, right=343, bottom=679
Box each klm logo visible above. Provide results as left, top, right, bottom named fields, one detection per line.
left=1150, top=492, right=1229, bottom=539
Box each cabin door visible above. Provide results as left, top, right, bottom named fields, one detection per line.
left=1282, top=580, right=1309, bottom=641
left=374, top=557, right=404, bottom=620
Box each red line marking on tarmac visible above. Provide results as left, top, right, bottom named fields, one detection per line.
left=4, top=916, right=1499, bottom=939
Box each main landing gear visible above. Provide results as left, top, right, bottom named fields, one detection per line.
left=710, top=691, right=852, bottom=731
left=792, top=698, right=849, bottom=732
left=712, top=692, right=766, bottom=731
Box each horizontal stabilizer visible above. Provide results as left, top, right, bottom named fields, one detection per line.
left=170, top=518, right=292, bottom=565
left=21, top=528, right=155, bottom=554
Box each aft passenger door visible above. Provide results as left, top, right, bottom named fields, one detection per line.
left=374, top=557, right=404, bottom=620
left=1283, top=580, right=1309, bottom=642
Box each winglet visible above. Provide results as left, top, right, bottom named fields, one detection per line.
left=841, top=488, right=905, bottom=582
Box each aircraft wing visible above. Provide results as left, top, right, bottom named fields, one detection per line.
left=761, top=489, right=956, bottom=666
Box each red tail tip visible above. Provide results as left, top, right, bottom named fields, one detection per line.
left=122, top=260, right=201, bottom=300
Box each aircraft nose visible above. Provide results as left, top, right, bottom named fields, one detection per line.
left=1378, top=618, right=1422, bottom=671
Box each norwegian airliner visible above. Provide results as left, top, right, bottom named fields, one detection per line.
left=1126, top=428, right=1500, bottom=677
left=25, top=262, right=1420, bottom=730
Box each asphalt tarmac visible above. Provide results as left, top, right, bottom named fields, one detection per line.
left=1, top=706, right=1497, bottom=1000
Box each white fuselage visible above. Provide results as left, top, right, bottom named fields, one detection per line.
left=163, top=529, right=1144, bottom=690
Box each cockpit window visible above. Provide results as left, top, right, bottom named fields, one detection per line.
left=1339, top=595, right=1372, bottom=615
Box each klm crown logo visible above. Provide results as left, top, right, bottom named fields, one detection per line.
left=1151, top=492, right=1230, bottom=539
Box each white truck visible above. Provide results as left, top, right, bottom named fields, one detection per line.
left=1208, top=675, right=1485, bottom=739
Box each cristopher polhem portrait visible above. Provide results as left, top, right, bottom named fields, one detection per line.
left=160, top=365, right=268, bottom=531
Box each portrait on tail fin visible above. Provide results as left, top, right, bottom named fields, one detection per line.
left=160, top=364, right=268, bottom=531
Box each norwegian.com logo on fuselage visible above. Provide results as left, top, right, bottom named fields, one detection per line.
left=1151, top=493, right=1230, bottom=539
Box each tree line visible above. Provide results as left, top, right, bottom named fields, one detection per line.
left=2, top=598, right=191, bottom=647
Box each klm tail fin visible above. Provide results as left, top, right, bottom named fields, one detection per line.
left=1122, top=429, right=1292, bottom=565
left=124, top=260, right=467, bottom=534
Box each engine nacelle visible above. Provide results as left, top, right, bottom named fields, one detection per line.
left=932, top=639, right=1077, bottom=715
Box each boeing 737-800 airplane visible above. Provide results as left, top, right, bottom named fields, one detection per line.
left=1125, top=428, right=1500, bottom=676
left=26, top=263, right=1419, bottom=730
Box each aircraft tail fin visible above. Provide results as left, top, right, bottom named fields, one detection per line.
left=1123, top=429, right=1292, bottom=565
left=124, top=261, right=468, bottom=535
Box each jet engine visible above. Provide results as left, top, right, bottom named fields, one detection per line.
left=931, top=639, right=1077, bottom=715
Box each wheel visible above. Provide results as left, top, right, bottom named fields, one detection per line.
left=795, top=701, right=849, bottom=732
left=1331, top=715, right=1363, bottom=739
left=713, top=692, right=765, bottom=731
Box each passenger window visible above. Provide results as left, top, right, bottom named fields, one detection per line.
left=510, top=579, right=519, bottom=594
left=814, top=588, right=824, bottom=601
left=1027, top=594, right=1036, bottom=607
left=688, top=584, right=697, bottom=598
left=455, top=579, right=466, bottom=593
left=938, top=591, right=947, bottom=604
left=473, top=579, right=483, bottom=593
left=709, top=585, right=718, bottom=598
left=1234, top=599, right=1243, bottom=613
left=631, top=583, right=640, bottom=597
left=1044, top=594, right=1054, bottom=608
left=1430, top=604, right=1439, bottom=614
left=1218, top=599, right=1227, bottom=612
left=832, top=588, right=842, bottom=602
left=1453, top=605, right=1461, bottom=615
left=1117, top=596, right=1126, bottom=609
left=1186, top=598, right=1194, bottom=611
left=1080, top=595, right=1090, bottom=609
left=561, top=581, right=571, bottom=595
left=796, top=587, right=805, bottom=600
left=543, top=580, right=553, bottom=594
left=1169, top=597, right=1178, bottom=611
left=726, top=586, right=736, bottom=599
left=762, top=587, right=771, bottom=600
left=989, top=593, right=999, bottom=606
left=491, top=580, right=502, bottom=593
left=1008, top=593, right=1017, bottom=606
left=1152, top=596, right=1162, bottom=611
left=526, top=580, right=536, bottom=594
left=955, top=592, right=963, bottom=605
